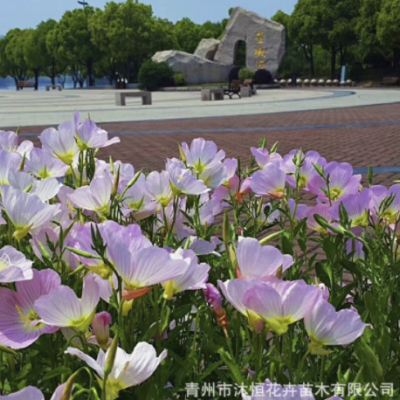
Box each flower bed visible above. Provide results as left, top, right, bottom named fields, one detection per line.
left=0, top=115, right=396, bottom=399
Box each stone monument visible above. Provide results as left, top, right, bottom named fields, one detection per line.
left=152, top=7, right=285, bottom=85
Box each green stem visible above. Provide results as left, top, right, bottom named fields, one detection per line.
left=320, top=355, right=326, bottom=383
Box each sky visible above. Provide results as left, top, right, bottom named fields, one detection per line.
left=0, top=0, right=297, bottom=34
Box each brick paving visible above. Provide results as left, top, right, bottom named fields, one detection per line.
left=14, top=103, right=400, bottom=182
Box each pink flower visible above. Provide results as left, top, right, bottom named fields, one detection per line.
left=26, top=148, right=69, bottom=179
left=251, top=147, right=282, bottom=169
left=68, top=172, right=113, bottom=215
left=305, top=204, right=334, bottom=233
left=34, top=275, right=99, bottom=331
left=308, top=162, right=361, bottom=202
left=244, top=280, right=320, bottom=335
left=218, top=279, right=265, bottom=333
left=162, top=249, right=210, bottom=299
left=181, top=138, right=225, bottom=174
left=0, top=269, right=60, bottom=349
left=40, top=120, right=79, bottom=165
left=304, top=297, right=367, bottom=354
left=282, top=150, right=326, bottom=189
left=1, top=185, right=60, bottom=240
left=0, top=384, right=73, bottom=400
left=0, top=149, right=21, bottom=185
left=0, top=246, right=33, bottom=283
left=66, top=342, right=167, bottom=400
left=251, top=161, right=286, bottom=199
left=236, top=237, right=293, bottom=280
left=75, top=115, right=120, bottom=150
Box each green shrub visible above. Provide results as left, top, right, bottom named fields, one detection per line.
left=173, top=73, right=186, bottom=87
left=238, top=68, right=254, bottom=81
left=138, top=61, right=174, bottom=91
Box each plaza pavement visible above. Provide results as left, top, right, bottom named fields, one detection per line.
left=2, top=87, right=400, bottom=127
left=2, top=88, right=400, bottom=188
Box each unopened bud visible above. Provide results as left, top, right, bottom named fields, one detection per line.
left=92, top=312, right=112, bottom=350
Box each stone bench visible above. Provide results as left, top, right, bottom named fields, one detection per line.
left=201, top=88, right=224, bottom=101
left=46, top=85, right=62, bottom=91
left=115, top=91, right=152, bottom=106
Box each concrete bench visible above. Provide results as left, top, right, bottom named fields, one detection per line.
left=240, top=86, right=252, bottom=98
left=201, top=88, right=224, bottom=101
left=115, top=91, right=152, bottom=106
left=46, top=85, right=62, bottom=91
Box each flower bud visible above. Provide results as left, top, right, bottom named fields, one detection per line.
left=203, top=283, right=223, bottom=316
left=92, top=312, right=112, bottom=350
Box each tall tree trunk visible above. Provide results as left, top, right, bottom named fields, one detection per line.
left=51, top=61, right=56, bottom=85
left=87, top=60, right=94, bottom=87
left=13, top=76, right=19, bottom=91
left=330, top=46, right=337, bottom=80
left=394, top=48, right=400, bottom=77
left=309, top=45, right=315, bottom=77
left=34, top=69, right=39, bottom=91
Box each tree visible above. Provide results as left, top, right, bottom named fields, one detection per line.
left=89, top=1, right=178, bottom=83
left=174, top=18, right=202, bottom=53
left=51, top=7, right=99, bottom=87
left=289, top=0, right=321, bottom=76
left=36, top=20, right=60, bottom=85
left=0, top=29, right=30, bottom=89
left=24, top=29, right=44, bottom=90
left=377, top=0, right=400, bottom=76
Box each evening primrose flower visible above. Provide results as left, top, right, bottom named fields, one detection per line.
left=122, top=175, right=157, bottom=220
left=162, top=249, right=210, bottom=300
left=282, top=150, right=327, bottom=189
left=0, top=246, right=33, bottom=283
left=304, top=297, right=367, bottom=355
left=0, top=383, right=72, bottom=400
left=243, top=280, right=320, bottom=335
left=305, top=204, right=334, bottom=234
left=0, top=150, right=22, bottom=185
left=251, top=147, right=282, bottom=169
left=236, top=237, right=293, bottom=280
left=166, top=161, right=209, bottom=196
left=370, top=184, right=400, bottom=223
left=308, top=162, right=361, bottom=202
left=1, top=185, right=60, bottom=240
left=199, top=161, right=228, bottom=189
left=40, top=120, right=79, bottom=165
left=113, top=246, right=188, bottom=300
left=332, top=189, right=371, bottom=227
left=34, top=274, right=100, bottom=332
left=251, top=161, right=286, bottom=199
left=0, top=269, right=60, bottom=349
left=65, top=343, right=167, bottom=400
left=75, top=116, right=120, bottom=150
left=218, top=279, right=265, bottom=334
left=26, top=148, right=69, bottom=179
left=181, top=138, right=225, bottom=174
left=145, top=171, right=173, bottom=207
left=68, top=173, right=113, bottom=215
left=0, top=130, right=33, bottom=157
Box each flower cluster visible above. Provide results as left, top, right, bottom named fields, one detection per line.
left=0, top=114, right=395, bottom=399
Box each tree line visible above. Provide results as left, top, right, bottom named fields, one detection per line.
left=0, top=0, right=225, bottom=89
left=272, top=0, right=400, bottom=80
left=1, top=0, right=399, bottom=89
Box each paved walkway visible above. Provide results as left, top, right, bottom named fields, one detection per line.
left=9, top=101, right=399, bottom=189
left=2, top=87, right=400, bottom=127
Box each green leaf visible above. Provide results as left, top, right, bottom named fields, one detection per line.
left=217, top=348, right=244, bottom=384
left=43, top=366, right=72, bottom=381
left=354, top=337, right=384, bottom=384
left=364, top=291, right=380, bottom=326
left=199, top=360, right=224, bottom=381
